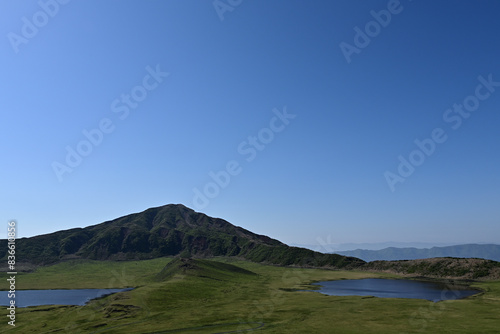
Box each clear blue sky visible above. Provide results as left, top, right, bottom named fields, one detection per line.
left=1, top=0, right=499, bottom=248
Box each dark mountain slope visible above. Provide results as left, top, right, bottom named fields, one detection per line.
left=0, top=204, right=364, bottom=269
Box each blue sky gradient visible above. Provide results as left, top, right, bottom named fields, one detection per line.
left=1, top=0, right=499, bottom=247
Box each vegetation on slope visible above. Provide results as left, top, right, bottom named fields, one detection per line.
left=363, top=257, right=500, bottom=280
left=155, top=257, right=257, bottom=281
left=3, top=203, right=497, bottom=281
left=0, top=204, right=364, bottom=269
left=3, top=257, right=500, bottom=333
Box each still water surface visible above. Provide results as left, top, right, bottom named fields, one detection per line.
left=309, top=278, right=479, bottom=302
left=0, top=288, right=132, bottom=307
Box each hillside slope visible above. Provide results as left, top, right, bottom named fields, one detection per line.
left=363, top=257, right=500, bottom=280
left=0, top=204, right=364, bottom=269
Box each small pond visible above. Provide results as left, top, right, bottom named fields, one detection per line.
left=0, top=288, right=132, bottom=308
left=308, top=278, right=480, bottom=302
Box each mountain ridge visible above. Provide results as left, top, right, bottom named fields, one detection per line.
left=0, top=204, right=364, bottom=270
left=3, top=203, right=499, bottom=280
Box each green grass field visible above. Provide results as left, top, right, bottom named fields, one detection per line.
left=1, top=258, right=499, bottom=333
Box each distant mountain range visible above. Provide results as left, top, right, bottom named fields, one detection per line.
left=293, top=242, right=458, bottom=252
left=0, top=204, right=363, bottom=269
left=335, top=244, right=500, bottom=262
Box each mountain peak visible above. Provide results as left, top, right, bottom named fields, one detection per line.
left=0, top=204, right=364, bottom=270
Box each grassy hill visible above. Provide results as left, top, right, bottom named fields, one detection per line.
left=2, top=204, right=500, bottom=332
left=0, top=204, right=364, bottom=269
left=155, top=257, right=257, bottom=281
left=3, top=203, right=499, bottom=281
left=363, top=257, right=500, bottom=280
left=4, top=257, right=500, bottom=333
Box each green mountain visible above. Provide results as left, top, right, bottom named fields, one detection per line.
left=0, top=204, right=364, bottom=269
left=336, top=244, right=500, bottom=262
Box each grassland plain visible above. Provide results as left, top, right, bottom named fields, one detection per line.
left=1, top=257, right=499, bottom=333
